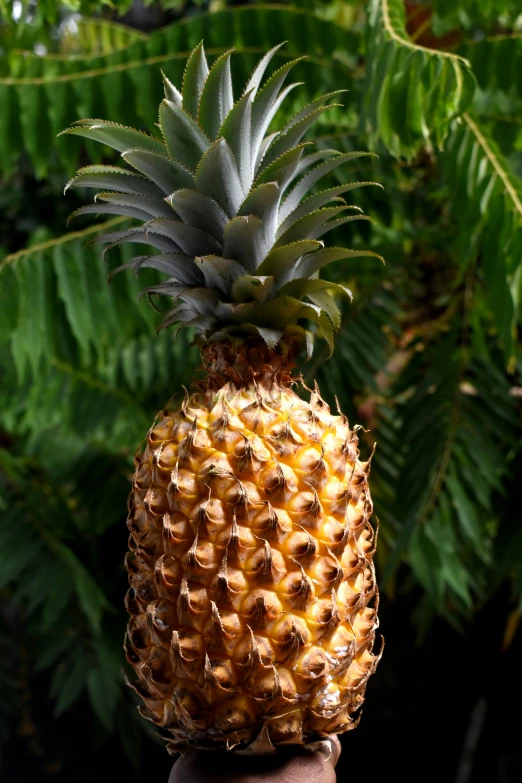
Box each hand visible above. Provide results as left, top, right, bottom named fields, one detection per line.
left=168, top=735, right=341, bottom=783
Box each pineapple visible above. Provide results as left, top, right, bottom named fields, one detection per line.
left=63, top=42, right=382, bottom=755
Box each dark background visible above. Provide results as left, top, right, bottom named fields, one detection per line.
left=3, top=581, right=521, bottom=782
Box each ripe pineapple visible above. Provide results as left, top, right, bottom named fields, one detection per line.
left=63, top=42, right=382, bottom=755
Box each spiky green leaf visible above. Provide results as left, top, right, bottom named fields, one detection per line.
left=280, top=153, right=379, bottom=222
left=65, top=166, right=164, bottom=198
left=219, top=90, right=253, bottom=192
left=61, top=121, right=166, bottom=155
left=159, top=100, right=210, bottom=172
left=198, top=50, right=234, bottom=140
left=194, top=255, right=248, bottom=294
left=182, top=41, right=209, bottom=119
left=223, top=216, right=265, bottom=273
left=122, top=149, right=196, bottom=195
left=256, top=240, right=322, bottom=280
left=231, top=275, right=275, bottom=304
left=167, top=189, right=228, bottom=241
left=196, top=139, right=244, bottom=217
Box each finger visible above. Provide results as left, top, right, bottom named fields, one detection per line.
left=326, top=734, right=341, bottom=768
left=169, top=744, right=338, bottom=783
left=323, top=734, right=342, bottom=768
left=302, top=735, right=341, bottom=767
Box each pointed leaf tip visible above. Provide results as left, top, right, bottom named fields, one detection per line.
left=255, top=326, right=284, bottom=349
left=161, top=70, right=182, bottom=106
left=182, top=41, right=209, bottom=118
left=198, top=48, right=235, bottom=139
left=244, top=42, right=288, bottom=99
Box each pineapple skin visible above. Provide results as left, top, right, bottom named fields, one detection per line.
left=124, top=342, right=380, bottom=754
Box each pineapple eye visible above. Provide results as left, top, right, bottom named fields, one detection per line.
left=212, top=694, right=257, bottom=733
left=282, top=530, right=317, bottom=559
left=128, top=615, right=150, bottom=651
left=294, top=646, right=327, bottom=679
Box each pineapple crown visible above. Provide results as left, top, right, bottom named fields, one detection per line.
left=62, top=42, right=382, bottom=357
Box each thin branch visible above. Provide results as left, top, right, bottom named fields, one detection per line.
left=380, top=0, right=471, bottom=65
left=10, top=18, right=148, bottom=62
left=466, top=32, right=522, bottom=43
left=0, top=217, right=126, bottom=270
left=463, top=112, right=522, bottom=218
left=0, top=4, right=354, bottom=85
left=51, top=358, right=146, bottom=409
left=0, top=47, right=342, bottom=86
left=417, top=273, right=473, bottom=528
left=454, top=698, right=488, bottom=783
left=418, top=382, right=462, bottom=526
left=409, top=17, right=432, bottom=44
left=501, top=610, right=521, bottom=651
left=477, top=113, right=522, bottom=127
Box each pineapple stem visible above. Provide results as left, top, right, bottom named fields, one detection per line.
left=196, top=337, right=301, bottom=391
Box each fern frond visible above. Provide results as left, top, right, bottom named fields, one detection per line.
left=441, top=113, right=522, bottom=358
left=0, top=6, right=357, bottom=178
left=361, top=0, right=476, bottom=157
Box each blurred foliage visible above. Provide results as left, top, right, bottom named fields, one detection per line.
left=0, top=0, right=521, bottom=769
